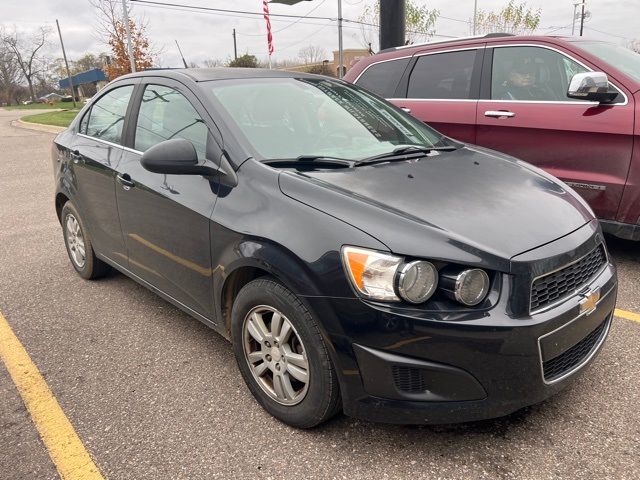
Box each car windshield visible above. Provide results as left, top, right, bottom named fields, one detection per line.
left=203, top=77, right=447, bottom=161
left=577, top=41, right=640, bottom=83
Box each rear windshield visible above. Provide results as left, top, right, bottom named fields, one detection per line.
left=577, top=41, right=640, bottom=83
left=202, top=77, right=446, bottom=161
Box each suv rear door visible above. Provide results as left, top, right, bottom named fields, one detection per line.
left=476, top=43, right=635, bottom=221
left=390, top=46, right=484, bottom=144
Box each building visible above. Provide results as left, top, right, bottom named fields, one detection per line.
left=58, top=68, right=108, bottom=100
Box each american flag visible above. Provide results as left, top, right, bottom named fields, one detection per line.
left=263, top=0, right=274, bottom=56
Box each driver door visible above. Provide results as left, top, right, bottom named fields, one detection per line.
left=476, top=44, right=634, bottom=221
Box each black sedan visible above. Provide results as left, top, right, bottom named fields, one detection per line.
left=52, top=68, right=616, bottom=428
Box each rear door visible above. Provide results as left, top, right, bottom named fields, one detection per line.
left=115, top=79, right=218, bottom=318
left=391, top=47, right=484, bottom=144
left=476, top=44, right=635, bottom=221
left=72, top=83, right=136, bottom=261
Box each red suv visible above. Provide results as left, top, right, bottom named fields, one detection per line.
left=344, top=34, right=640, bottom=241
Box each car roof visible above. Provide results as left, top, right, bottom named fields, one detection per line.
left=376, top=33, right=583, bottom=55
left=118, top=67, right=321, bottom=83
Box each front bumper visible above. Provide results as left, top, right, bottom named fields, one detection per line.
left=304, top=229, right=617, bottom=425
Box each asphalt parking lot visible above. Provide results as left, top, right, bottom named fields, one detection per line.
left=1, top=108, right=639, bottom=480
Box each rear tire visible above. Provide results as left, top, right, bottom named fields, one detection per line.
left=61, top=201, right=110, bottom=280
left=231, top=277, right=341, bottom=428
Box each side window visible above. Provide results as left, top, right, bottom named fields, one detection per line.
left=134, top=85, right=208, bottom=159
left=492, top=46, right=588, bottom=102
left=85, top=85, right=134, bottom=144
left=407, top=50, right=477, bottom=99
left=355, top=58, right=410, bottom=98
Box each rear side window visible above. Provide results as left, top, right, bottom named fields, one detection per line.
left=134, top=85, right=208, bottom=159
left=407, top=50, right=477, bottom=99
left=355, top=58, right=410, bottom=97
left=84, top=85, right=134, bottom=144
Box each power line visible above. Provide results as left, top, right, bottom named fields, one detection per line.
left=584, top=26, right=628, bottom=40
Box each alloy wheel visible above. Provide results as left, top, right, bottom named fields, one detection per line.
left=242, top=305, right=310, bottom=406
left=65, top=214, right=86, bottom=268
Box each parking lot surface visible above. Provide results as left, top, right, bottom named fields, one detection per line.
left=1, top=108, right=639, bottom=480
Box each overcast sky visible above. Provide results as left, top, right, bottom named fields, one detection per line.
left=2, top=0, right=639, bottom=68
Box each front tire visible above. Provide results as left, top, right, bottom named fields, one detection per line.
left=61, top=201, right=110, bottom=279
left=231, top=277, right=341, bottom=428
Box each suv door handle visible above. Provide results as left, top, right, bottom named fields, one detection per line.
left=116, top=173, right=135, bottom=190
left=485, top=110, right=515, bottom=118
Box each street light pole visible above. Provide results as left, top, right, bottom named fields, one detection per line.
left=579, top=0, right=586, bottom=36
left=55, top=19, right=76, bottom=109
left=337, top=0, right=344, bottom=78
left=121, top=0, right=136, bottom=72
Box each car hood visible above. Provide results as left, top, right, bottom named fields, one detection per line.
left=278, top=146, right=593, bottom=270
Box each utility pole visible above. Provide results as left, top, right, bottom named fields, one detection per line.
left=473, top=0, right=478, bottom=35
left=55, top=19, right=76, bottom=108
left=579, top=0, right=586, bottom=36
left=572, top=3, right=578, bottom=35
left=337, top=0, right=344, bottom=78
left=121, top=0, right=136, bottom=72
left=232, top=28, right=238, bottom=60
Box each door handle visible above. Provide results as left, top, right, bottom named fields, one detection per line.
left=116, top=173, right=135, bottom=190
left=484, top=110, right=516, bottom=118
left=400, top=107, right=412, bottom=113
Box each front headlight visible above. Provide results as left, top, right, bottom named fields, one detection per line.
left=342, top=246, right=402, bottom=301
left=342, top=246, right=491, bottom=307
left=440, top=267, right=490, bottom=306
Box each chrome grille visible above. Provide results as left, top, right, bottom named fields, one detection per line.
left=531, top=244, right=606, bottom=312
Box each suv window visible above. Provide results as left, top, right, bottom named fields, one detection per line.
left=491, top=46, right=621, bottom=102
left=355, top=58, right=410, bottom=97
left=407, top=50, right=477, bottom=99
left=134, top=84, right=208, bottom=158
left=84, top=85, right=134, bottom=144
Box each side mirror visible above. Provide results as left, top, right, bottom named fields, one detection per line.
left=567, top=72, right=618, bottom=104
left=140, top=138, right=217, bottom=176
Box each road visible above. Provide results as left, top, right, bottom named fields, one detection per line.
left=1, top=108, right=639, bottom=480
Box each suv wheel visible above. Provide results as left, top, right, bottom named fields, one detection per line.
left=231, top=277, right=341, bottom=428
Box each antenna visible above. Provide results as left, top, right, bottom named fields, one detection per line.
left=175, top=40, right=189, bottom=68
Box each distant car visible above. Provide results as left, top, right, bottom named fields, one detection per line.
left=52, top=68, right=616, bottom=428
left=345, top=34, right=640, bottom=241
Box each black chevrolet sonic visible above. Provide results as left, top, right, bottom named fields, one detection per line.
left=52, top=68, right=617, bottom=428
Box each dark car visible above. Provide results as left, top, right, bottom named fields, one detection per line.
left=52, top=68, right=616, bottom=428
left=344, top=34, right=640, bottom=241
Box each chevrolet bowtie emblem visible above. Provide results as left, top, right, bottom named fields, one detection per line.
left=579, top=288, right=601, bottom=315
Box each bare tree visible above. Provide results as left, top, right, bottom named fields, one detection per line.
left=472, top=1, right=541, bottom=35
left=203, top=58, right=223, bottom=68
left=1, top=26, right=51, bottom=102
left=298, top=45, right=326, bottom=65
left=0, top=42, right=23, bottom=105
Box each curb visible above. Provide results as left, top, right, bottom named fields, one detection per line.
left=13, top=119, right=66, bottom=134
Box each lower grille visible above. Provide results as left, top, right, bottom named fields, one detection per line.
left=543, top=318, right=609, bottom=382
left=531, top=244, right=607, bottom=312
left=392, top=366, right=427, bottom=394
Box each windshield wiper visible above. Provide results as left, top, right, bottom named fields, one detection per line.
left=355, top=145, right=458, bottom=166
left=263, top=155, right=356, bottom=169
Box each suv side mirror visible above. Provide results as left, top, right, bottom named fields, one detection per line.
left=141, top=138, right=217, bottom=176
left=567, top=72, right=618, bottom=104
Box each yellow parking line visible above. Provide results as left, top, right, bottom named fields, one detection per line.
left=0, top=312, right=104, bottom=480
left=615, top=308, right=640, bottom=323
